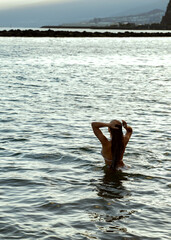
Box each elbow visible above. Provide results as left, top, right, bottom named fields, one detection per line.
left=91, top=122, right=98, bottom=130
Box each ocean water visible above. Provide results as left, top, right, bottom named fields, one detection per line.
left=0, top=37, right=170, bottom=240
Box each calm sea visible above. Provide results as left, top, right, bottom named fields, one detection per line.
left=0, top=37, right=171, bottom=240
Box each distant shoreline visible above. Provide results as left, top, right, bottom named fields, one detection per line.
left=0, top=29, right=171, bottom=38
left=41, top=25, right=171, bottom=31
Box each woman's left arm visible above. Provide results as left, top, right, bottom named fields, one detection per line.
left=122, top=120, right=133, bottom=145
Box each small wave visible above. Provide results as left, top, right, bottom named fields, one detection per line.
left=0, top=223, right=20, bottom=236
left=0, top=147, right=6, bottom=150
left=78, top=146, right=96, bottom=153
left=1, top=137, right=29, bottom=143
left=38, top=201, right=62, bottom=211
left=16, top=76, right=27, bottom=81
left=10, top=152, right=23, bottom=157
left=0, top=178, right=45, bottom=187
left=0, top=129, right=16, bottom=133
left=11, top=138, right=29, bottom=142
left=0, top=118, right=14, bottom=123
left=24, top=152, right=63, bottom=161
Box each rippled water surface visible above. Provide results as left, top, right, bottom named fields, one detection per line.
left=0, top=37, right=171, bottom=240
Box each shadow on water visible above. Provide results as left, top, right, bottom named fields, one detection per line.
left=97, top=168, right=130, bottom=199
left=88, top=169, right=136, bottom=238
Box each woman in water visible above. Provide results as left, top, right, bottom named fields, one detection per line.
left=91, top=120, right=133, bottom=170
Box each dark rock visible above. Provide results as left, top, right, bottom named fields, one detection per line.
left=0, top=29, right=171, bottom=38
left=161, top=0, right=171, bottom=28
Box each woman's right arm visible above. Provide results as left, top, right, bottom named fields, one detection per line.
left=91, top=122, right=109, bottom=144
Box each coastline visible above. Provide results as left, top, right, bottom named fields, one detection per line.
left=41, top=24, right=171, bottom=31
left=0, top=29, right=171, bottom=37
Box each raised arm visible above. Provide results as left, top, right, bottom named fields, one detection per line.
left=122, top=120, right=133, bottom=146
left=91, top=122, right=109, bottom=145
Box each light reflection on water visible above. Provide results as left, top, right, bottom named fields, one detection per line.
left=0, top=37, right=170, bottom=240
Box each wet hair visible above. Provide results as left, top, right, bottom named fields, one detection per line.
left=110, top=121, right=124, bottom=170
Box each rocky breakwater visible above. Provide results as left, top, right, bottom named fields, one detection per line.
left=0, top=29, right=171, bottom=37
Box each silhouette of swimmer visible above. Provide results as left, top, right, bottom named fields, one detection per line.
left=91, top=120, right=133, bottom=171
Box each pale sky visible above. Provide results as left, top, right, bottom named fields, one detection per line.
left=0, top=0, right=168, bottom=11
left=0, top=0, right=68, bottom=10
left=0, top=0, right=168, bottom=27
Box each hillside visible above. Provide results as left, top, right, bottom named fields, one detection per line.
left=61, top=9, right=165, bottom=27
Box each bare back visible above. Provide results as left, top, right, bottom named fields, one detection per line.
left=91, top=121, right=133, bottom=167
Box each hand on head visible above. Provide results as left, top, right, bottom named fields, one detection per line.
left=122, top=120, right=127, bottom=128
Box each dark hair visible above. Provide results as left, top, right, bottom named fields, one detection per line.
left=110, top=124, right=124, bottom=170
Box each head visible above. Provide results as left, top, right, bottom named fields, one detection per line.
left=108, top=120, right=122, bottom=136
left=109, top=120, right=124, bottom=170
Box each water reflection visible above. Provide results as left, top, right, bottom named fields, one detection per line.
left=89, top=168, right=134, bottom=236
left=96, top=168, right=130, bottom=199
